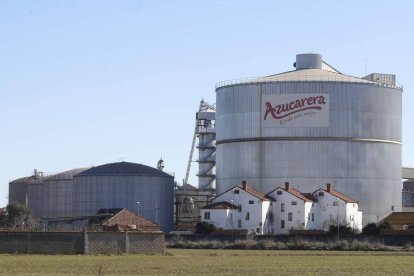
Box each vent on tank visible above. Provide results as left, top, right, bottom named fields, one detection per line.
left=295, top=53, right=322, bottom=70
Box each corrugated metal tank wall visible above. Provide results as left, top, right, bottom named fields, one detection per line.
left=73, top=171, right=174, bottom=232
left=26, top=169, right=87, bottom=218
left=27, top=181, right=44, bottom=217
left=216, top=78, right=402, bottom=224
left=19, top=163, right=174, bottom=232
left=9, top=177, right=33, bottom=205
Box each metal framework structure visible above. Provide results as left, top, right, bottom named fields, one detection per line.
left=184, top=100, right=216, bottom=193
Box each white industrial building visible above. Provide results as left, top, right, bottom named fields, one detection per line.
left=201, top=181, right=362, bottom=235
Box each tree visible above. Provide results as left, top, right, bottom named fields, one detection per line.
left=0, top=202, right=40, bottom=231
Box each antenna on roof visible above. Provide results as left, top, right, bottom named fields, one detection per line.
left=157, top=158, right=165, bottom=171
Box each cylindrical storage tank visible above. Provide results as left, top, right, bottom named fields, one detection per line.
left=27, top=180, right=44, bottom=217
left=24, top=168, right=87, bottom=218
left=9, top=176, right=36, bottom=206
left=73, top=162, right=174, bottom=232
left=215, top=53, right=402, bottom=224
left=38, top=168, right=88, bottom=218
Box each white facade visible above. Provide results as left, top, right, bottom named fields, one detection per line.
left=265, top=185, right=314, bottom=235
left=201, top=182, right=362, bottom=235
left=201, top=182, right=270, bottom=234
left=200, top=206, right=233, bottom=230
left=312, top=187, right=362, bottom=232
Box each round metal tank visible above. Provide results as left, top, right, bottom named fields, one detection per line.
left=215, top=53, right=402, bottom=224
left=9, top=176, right=37, bottom=206
left=27, top=168, right=88, bottom=218
left=73, top=162, right=174, bottom=232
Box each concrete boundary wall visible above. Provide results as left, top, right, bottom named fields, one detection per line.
left=0, top=232, right=164, bottom=254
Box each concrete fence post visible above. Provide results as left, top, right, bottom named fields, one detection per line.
left=83, top=231, right=88, bottom=254
left=125, top=232, right=129, bottom=253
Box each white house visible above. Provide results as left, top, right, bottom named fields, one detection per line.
left=312, top=183, right=362, bottom=232
left=201, top=181, right=362, bottom=235
left=201, top=181, right=270, bottom=234
left=200, top=202, right=237, bottom=230
left=265, top=182, right=314, bottom=235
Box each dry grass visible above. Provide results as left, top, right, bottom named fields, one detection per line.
left=167, top=238, right=408, bottom=251
left=1, top=249, right=414, bottom=275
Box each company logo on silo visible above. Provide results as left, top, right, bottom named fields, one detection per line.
left=262, top=94, right=329, bottom=127
left=264, top=95, right=326, bottom=120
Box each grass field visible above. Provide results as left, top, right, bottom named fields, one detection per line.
left=1, top=249, right=414, bottom=275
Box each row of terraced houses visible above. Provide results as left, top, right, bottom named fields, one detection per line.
left=201, top=181, right=362, bottom=235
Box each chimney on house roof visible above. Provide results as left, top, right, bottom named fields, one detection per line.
left=327, top=183, right=332, bottom=192
left=242, top=180, right=247, bottom=190
left=285, top=182, right=290, bottom=191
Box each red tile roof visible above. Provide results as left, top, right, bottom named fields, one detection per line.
left=286, top=187, right=313, bottom=202
left=213, top=184, right=269, bottom=201
left=324, top=189, right=358, bottom=203
left=97, top=208, right=159, bottom=229
left=243, top=186, right=268, bottom=201
left=267, top=187, right=313, bottom=202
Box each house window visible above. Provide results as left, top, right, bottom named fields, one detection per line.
left=238, top=205, right=242, bottom=212
left=238, top=219, right=242, bottom=228
left=308, top=213, right=310, bottom=220
left=333, top=201, right=339, bottom=206
left=234, top=190, right=239, bottom=194
left=277, top=191, right=282, bottom=195
left=291, top=201, right=297, bottom=205
left=281, top=203, right=285, bottom=212
left=249, top=200, right=254, bottom=204
left=312, top=213, right=314, bottom=222
left=350, top=215, right=354, bottom=221
left=288, top=213, right=293, bottom=221
left=319, top=192, right=324, bottom=196
left=246, top=212, right=250, bottom=220
left=281, top=220, right=285, bottom=229
left=204, top=212, right=210, bottom=220
left=256, top=228, right=260, bottom=233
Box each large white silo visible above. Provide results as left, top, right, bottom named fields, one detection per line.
left=215, top=53, right=402, bottom=224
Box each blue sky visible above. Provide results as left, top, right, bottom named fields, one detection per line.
left=1, top=0, right=413, bottom=207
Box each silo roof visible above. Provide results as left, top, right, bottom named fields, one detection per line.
left=9, top=168, right=89, bottom=184
left=9, top=176, right=37, bottom=184
left=76, top=162, right=173, bottom=178
left=216, top=69, right=375, bottom=89
left=44, top=168, right=89, bottom=180
left=257, top=69, right=373, bottom=84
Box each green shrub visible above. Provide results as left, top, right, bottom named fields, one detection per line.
left=328, top=224, right=358, bottom=235
left=194, top=222, right=217, bottom=234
